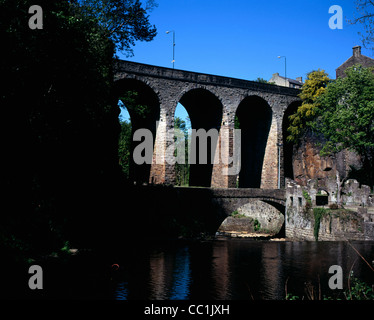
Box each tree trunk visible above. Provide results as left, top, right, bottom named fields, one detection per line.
left=336, top=171, right=346, bottom=208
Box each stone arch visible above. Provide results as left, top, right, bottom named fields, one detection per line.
left=216, top=199, right=285, bottom=237
left=178, top=88, right=223, bottom=187
left=235, top=95, right=272, bottom=188
left=175, top=84, right=225, bottom=108
left=114, top=78, right=160, bottom=184
left=282, top=100, right=302, bottom=182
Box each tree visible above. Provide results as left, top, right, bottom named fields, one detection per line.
left=286, top=70, right=331, bottom=143
left=174, top=117, right=190, bottom=186
left=349, top=0, right=374, bottom=52
left=0, top=0, right=158, bottom=259
left=117, top=90, right=152, bottom=181
left=77, top=0, right=157, bottom=55
left=315, top=65, right=374, bottom=186
left=118, top=118, right=132, bottom=179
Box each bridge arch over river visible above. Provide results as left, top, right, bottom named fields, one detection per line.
left=127, top=185, right=286, bottom=237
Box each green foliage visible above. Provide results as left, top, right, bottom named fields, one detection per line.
left=255, top=77, right=268, bottom=83
left=253, top=219, right=261, bottom=231
left=231, top=210, right=246, bottom=219
left=302, top=189, right=312, bottom=210
left=118, top=119, right=132, bottom=178
left=316, top=65, right=374, bottom=155
left=315, top=65, right=374, bottom=183
left=76, top=0, right=157, bottom=55
left=119, top=91, right=152, bottom=119
left=60, top=241, right=71, bottom=253
left=302, top=189, right=312, bottom=203
left=234, top=115, right=240, bottom=129
left=313, top=208, right=329, bottom=241
left=287, top=70, right=330, bottom=143
left=285, top=272, right=374, bottom=300
left=1, top=0, right=158, bottom=257
left=174, top=117, right=190, bottom=186
left=255, top=77, right=274, bottom=84
left=117, top=90, right=153, bottom=180
left=346, top=272, right=374, bottom=300
left=285, top=293, right=300, bottom=300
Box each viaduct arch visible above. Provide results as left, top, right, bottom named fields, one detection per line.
left=114, top=60, right=301, bottom=189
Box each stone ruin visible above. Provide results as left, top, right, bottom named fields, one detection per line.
left=285, top=177, right=374, bottom=241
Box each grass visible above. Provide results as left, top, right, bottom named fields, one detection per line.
left=229, top=211, right=262, bottom=232
left=231, top=210, right=246, bottom=219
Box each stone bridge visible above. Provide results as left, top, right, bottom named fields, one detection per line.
left=128, top=185, right=286, bottom=236
left=114, top=60, right=301, bottom=189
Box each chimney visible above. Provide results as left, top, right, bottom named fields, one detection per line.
left=353, top=45, right=361, bottom=58
left=296, top=76, right=303, bottom=83
left=273, top=72, right=279, bottom=77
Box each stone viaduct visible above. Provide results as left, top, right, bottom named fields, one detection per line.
left=114, top=60, right=301, bottom=189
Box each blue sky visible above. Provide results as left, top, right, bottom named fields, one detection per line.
left=118, top=0, right=371, bottom=122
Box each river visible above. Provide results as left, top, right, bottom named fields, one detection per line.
left=105, top=239, right=374, bottom=300
left=14, top=238, right=374, bottom=300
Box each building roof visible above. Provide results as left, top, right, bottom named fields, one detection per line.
left=272, top=73, right=303, bottom=86
left=336, top=46, right=374, bottom=78
left=287, top=78, right=303, bottom=86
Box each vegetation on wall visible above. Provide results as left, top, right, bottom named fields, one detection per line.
left=313, top=208, right=329, bottom=241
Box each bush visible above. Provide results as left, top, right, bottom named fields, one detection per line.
left=346, top=272, right=374, bottom=300
left=329, top=203, right=339, bottom=210
left=254, top=219, right=261, bottom=231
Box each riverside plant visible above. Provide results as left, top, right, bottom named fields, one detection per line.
left=285, top=273, right=374, bottom=300
left=285, top=242, right=374, bottom=300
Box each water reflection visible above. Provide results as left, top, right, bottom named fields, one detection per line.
left=169, top=247, right=191, bottom=299
left=112, top=240, right=374, bottom=300
left=261, top=243, right=283, bottom=299
left=114, top=281, right=128, bottom=300
left=148, top=251, right=166, bottom=299
left=211, top=242, right=231, bottom=299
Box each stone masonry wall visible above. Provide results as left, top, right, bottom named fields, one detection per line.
left=285, top=178, right=374, bottom=241
left=115, top=60, right=301, bottom=188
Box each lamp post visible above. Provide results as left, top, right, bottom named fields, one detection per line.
left=277, top=56, right=287, bottom=87
left=277, top=143, right=283, bottom=189
left=166, top=30, right=175, bottom=69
